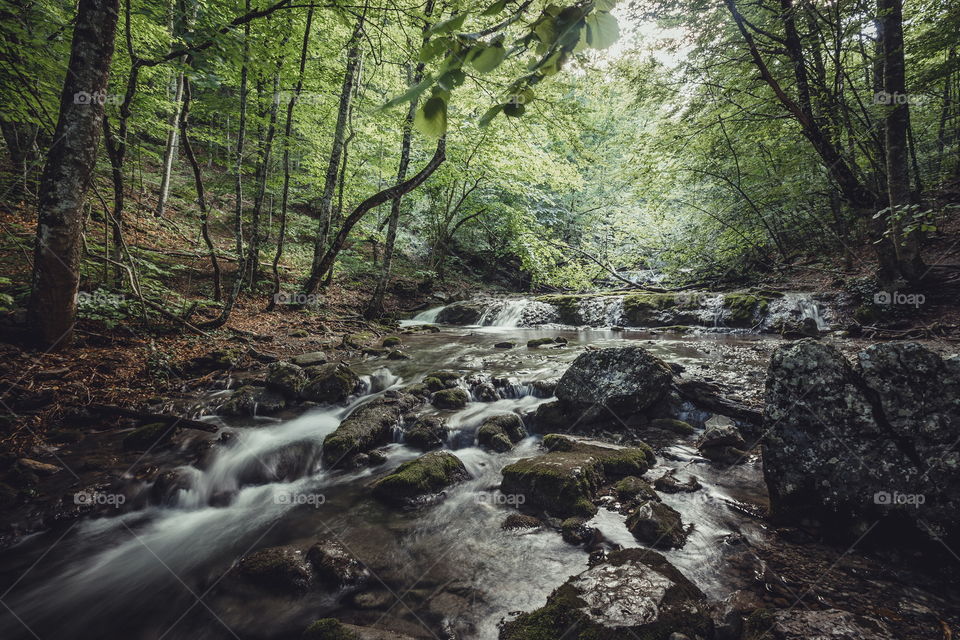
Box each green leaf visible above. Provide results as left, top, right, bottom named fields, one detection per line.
left=437, top=69, right=466, bottom=90
left=381, top=74, right=435, bottom=109
left=478, top=104, right=504, bottom=127
left=585, top=11, right=619, bottom=49
left=481, top=0, right=508, bottom=16
left=595, top=0, right=618, bottom=10
left=419, top=38, right=450, bottom=62
left=504, top=101, right=526, bottom=117
left=469, top=44, right=507, bottom=73
left=429, top=13, right=467, bottom=35
left=415, top=95, right=448, bottom=137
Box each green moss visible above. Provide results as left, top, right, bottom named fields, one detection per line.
left=650, top=418, right=695, bottom=436
left=542, top=433, right=575, bottom=451
left=302, top=618, right=359, bottom=640
left=422, top=376, right=445, bottom=392
left=427, top=370, right=461, bottom=385
left=382, top=336, right=402, bottom=347
left=723, top=293, right=767, bottom=327
left=372, top=451, right=468, bottom=505
left=431, top=387, right=469, bottom=409
left=614, top=476, right=658, bottom=501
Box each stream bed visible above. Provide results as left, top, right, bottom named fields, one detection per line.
left=1, top=316, right=947, bottom=639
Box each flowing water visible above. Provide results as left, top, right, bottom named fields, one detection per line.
left=0, top=322, right=781, bottom=640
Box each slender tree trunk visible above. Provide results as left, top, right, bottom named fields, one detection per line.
left=364, top=0, right=435, bottom=319
left=155, top=69, right=185, bottom=216
left=233, top=0, right=251, bottom=280
left=878, top=0, right=924, bottom=284
left=311, top=139, right=446, bottom=284
left=0, top=120, right=39, bottom=202
left=27, top=0, right=120, bottom=349
left=179, top=73, right=221, bottom=300
left=304, top=15, right=364, bottom=294
left=268, top=6, right=313, bottom=311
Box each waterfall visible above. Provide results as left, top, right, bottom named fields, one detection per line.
left=410, top=305, right=445, bottom=323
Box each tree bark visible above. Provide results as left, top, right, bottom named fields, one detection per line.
left=304, top=15, right=364, bottom=294
left=27, top=0, right=120, bottom=349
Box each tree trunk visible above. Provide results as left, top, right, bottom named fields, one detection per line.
left=233, top=0, right=251, bottom=278
left=310, top=139, right=446, bottom=286
left=878, top=0, right=924, bottom=284
left=155, top=69, right=185, bottom=216
left=268, top=6, right=314, bottom=311
left=27, top=0, right=120, bottom=349
left=304, top=15, right=364, bottom=294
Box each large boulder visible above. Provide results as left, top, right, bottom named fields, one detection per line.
left=500, top=548, right=713, bottom=640
left=403, top=416, right=447, bottom=451
left=371, top=451, right=469, bottom=507
left=476, top=413, right=527, bottom=452
left=436, top=301, right=486, bottom=325
left=306, top=539, right=369, bottom=589
left=219, top=385, right=287, bottom=416
left=322, top=392, right=422, bottom=467
left=762, top=340, right=960, bottom=542
left=555, top=346, right=674, bottom=423
left=500, top=435, right=655, bottom=518
left=302, top=363, right=361, bottom=403
left=265, top=361, right=309, bottom=398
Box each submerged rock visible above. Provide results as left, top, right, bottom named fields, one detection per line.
left=500, top=436, right=655, bottom=518
left=763, top=340, right=960, bottom=542
left=307, top=539, right=369, bottom=589
left=477, top=413, right=527, bottom=452
left=555, top=346, right=674, bottom=422
left=322, top=393, right=421, bottom=468
left=234, top=545, right=314, bottom=594
left=626, top=500, right=688, bottom=549
left=371, top=451, right=469, bottom=507
left=500, top=548, right=712, bottom=640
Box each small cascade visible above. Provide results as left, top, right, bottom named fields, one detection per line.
left=797, top=296, right=828, bottom=330
left=763, top=292, right=831, bottom=332
left=705, top=293, right=726, bottom=327
left=408, top=305, right=445, bottom=324
left=477, top=299, right=558, bottom=327
left=357, top=367, right=402, bottom=395
left=577, top=296, right=626, bottom=327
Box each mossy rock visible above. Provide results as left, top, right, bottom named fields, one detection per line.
left=500, top=547, right=711, bottom=640
left=322, top=393, right=422, bottom=467
left=614, top=476, right=659, bottom=502
left=422, top=376, right=445, bottom=392
left=533, top=294, right=590, bottom=324
left=426, top=370, right=461, bottom=386
left=235, top=545, right=313, bottom=594
left=431, top=387, right=469, bottom=410
left=123, top=422, right=174, bottom=451
left=342, top=332, right=375, bottom=349
left=500, top=437, right=654, bottom=518
left=502, top=513, right=542, bottom=530
left=302, top=363, right=360, bottom=403
left=265, top=361, right=309, bottom=398
left=649, top=418, right=695, bottom=436
left=382, top=336, right=402, bottom=348
left=219, top=385, right=287, bottom=416
left=302, top=618, right=359, bottom=640
left=288, top=329, right=310, bottom=338
left=527, top=337, right=557, bottom=349
left=477, top=413, right=527, bottom=452
left=722, top=293, right=771, bottom=328
left=404, top=416, right=447, bottom=451
left=622, top=293, right=683, bottom=326
left=626, top=500, right=688, bottom=549
left=386, top=349, right=410, bottom=360
left=372, top=451, right=469, bottom=506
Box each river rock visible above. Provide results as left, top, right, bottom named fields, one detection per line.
left=501, top=513, right=542, bottom=530
left=626, top=500, right=688, bottom=549
left=264, top=361, right=308, bottom=398
left=16, top=458, right=61, bottom=476
left=698, top=422, right=748, bottom=464
left=762, top=340, right=960, bottom=542
left=372, top=451, right=469, bottom=507
left=476, top=413, right=526, bottom=452
left=431, top=387, right=468, bottom=410
left=744, top=608, right=895, bottom=639
left=307, top=539, right=369, bottom=589
left=322, top=392, right=421, bottom=467
left=219, top=385, right=287, bottom=416
left=302, top=363, right=361, bottom=403
left=500, top=436, right=655, bottom=518
left=500, top=548, right=712, bottom=640
left=436, top=301, right=486, bottom=325
left=555, top=346, right=674, bottom=424
left=615, top=476, right=660, bottom=502
left=234, top=545, right=314, bottom=594
left=403, top=416, right=447, bottom=451
left=291, top=351, right=328, bottom=367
